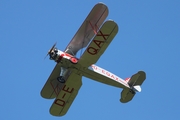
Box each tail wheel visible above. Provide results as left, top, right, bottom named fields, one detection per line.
left=70, top=57, right=78, bottom=64
left=129, top=89, right=136, bottom=94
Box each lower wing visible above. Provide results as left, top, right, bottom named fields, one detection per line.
left=49, top=72, right=82, bottom=116
left=41, top=64, right=64, bottom=99
left=78, top=20, right=118, bottom=67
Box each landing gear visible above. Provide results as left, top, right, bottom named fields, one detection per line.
left=57, top=76, right=65, bottom=83
left=70, top=57, right=78, bottom=64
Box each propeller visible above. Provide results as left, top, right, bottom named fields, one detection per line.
left=44, top=42, right=57, bottom=59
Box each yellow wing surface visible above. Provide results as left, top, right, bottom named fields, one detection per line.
left=50, top=72, right=82, bottom=116
left=79, top=20, right=118, bottom=67
left=65, top=2, right=108, bottom=55
left=41, top=64, right=64, bottom=99
left=41, top=3, right=108, bottom=99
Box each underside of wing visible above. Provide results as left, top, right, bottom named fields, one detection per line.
left=49, top=72, right=82, bottom=116
left=41, top=63, right=64, bottom=99
left=65, top=2, right=108, bottom=56
left=78, top=20, right=118, bottom=67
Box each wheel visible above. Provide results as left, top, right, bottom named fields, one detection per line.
left=57, top=76, right=65, bottom=83
left=70, top=57, right=78, bottom=64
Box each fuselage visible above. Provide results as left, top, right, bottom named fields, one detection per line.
left=49, top=48, right=130, bottom=89
left=49, top=49, right=73, bottom=62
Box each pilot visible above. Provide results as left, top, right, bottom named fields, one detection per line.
left=54, top=48, right=58, bottom=53
left=50, top=48, right=59, bottom=60
left=49, top=51, right=54, bottom=59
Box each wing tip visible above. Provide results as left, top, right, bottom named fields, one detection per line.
left=49, top=108, right=66, bottom=117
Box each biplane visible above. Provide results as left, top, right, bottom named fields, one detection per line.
left=41, top=2, right=146, bottom=116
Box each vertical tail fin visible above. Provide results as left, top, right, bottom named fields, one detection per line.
left=124, top=78, right=130, bottom=83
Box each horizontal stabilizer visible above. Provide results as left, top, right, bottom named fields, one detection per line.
left=128, top=71, right=146, bottom=87
left=120, top=88, right=135, bottom=103
left=120, top=71, right=146, bottom=103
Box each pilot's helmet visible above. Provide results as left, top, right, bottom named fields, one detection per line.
left=51, top=51, right=55, bottom=56
left=54, top=48, right=58, bottom=52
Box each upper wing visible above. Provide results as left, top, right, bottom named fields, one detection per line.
left=78, top=20, right=118, bottom=67
left=49, top=72, right=82, bottom=116
left=65, top=3, right=108, bottom=55
left=41, top=64, right=64, bottom=99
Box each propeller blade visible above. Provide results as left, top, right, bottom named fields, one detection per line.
left=44, top=42, right=57, bottom=59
